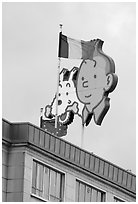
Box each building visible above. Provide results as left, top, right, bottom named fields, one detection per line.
left=2, top=118, right=136, bottom=202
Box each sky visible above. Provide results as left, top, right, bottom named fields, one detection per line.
left=2, top=2, right=136, bottom=173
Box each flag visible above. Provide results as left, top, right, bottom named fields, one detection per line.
left=58, top=32, right=96, bottom=60
left=40, top=118, right=68, bottom=137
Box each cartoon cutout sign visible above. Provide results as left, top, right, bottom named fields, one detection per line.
left=44, top=39, right=118, bottom=130
left=76, top=39, right=118, bottom=126
left=44, top=67, right=84, bottom=126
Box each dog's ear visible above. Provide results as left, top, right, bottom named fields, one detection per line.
left=72, top=67, right=79, bottom=88
left=63, top=70, right=70, bottom=81
left=60, top=68, right=70, bottom=81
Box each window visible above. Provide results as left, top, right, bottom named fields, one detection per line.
left=75, top=180, right=106, bottom=202
left=32, top=160, right=65, bottom=202
left=114, top=196, right=125, bottom=202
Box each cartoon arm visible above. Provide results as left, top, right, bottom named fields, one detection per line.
left=44, top=96, right=56, bottom=119
left=44, top=105, right=53, bottom=119
left=66, top=102, right=79, bottom=114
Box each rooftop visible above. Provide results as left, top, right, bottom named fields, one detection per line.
left=2, top=118, right=136, bottom=196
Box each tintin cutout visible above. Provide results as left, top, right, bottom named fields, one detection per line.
left=75, top=39, right=118, bottom=126
left=43, top=38, right=118, bottom=135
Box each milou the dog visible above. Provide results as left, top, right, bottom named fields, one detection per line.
left=44, top=67, right=84, bottom=126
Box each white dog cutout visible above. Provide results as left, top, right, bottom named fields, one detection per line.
left=44, top=67, right=84, bottom=125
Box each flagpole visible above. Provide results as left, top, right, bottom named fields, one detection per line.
left=81, top=124, right=85, bottom=149
left=55, top=24, right=63, bottom=130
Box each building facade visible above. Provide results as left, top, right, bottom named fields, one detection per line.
left=2, top=119, right=136, bottom=202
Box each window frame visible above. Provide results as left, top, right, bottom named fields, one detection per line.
left=75, top=178, right=106, bottom=202
left=75, top=176, right=107, bottom=194
left=113, top=195, right=126, bottom=202
left=31, top=158, right=66, bottom=202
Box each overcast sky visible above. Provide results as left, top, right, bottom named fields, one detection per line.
left=2, top=2, right=136, bottom=173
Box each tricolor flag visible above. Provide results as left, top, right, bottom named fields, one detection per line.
left=58, top=32, right=96, bottom=60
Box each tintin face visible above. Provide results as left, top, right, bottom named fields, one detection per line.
left=76, top=60, right=107, bottom=111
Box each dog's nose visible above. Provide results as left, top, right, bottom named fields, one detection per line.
left=58, top=100, right=62, bottom=105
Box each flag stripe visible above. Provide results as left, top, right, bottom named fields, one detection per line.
left=81, top=40, right=88, bottom=59
left=67, top=37, right=82, bottom=59
left=81, top=40, right=95, bottom=60
left=58, top=33, right=68, bottom=58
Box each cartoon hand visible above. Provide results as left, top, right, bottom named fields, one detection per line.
left=66, top=102, right=79, bottom=114
left=44, top=105, right=53, bottom=118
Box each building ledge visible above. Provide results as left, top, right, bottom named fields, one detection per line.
left=2, top=118, right=136, bottom=195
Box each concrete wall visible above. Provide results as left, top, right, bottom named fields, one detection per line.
left=2, top=146, right=8, bottom=202
left=6, top=147, right=25, bottom=202
left=2, top=144, right=135, bottom=202
left=22, top=148, right=78, bottom=202
left=22, top=147, right=135, bottom=202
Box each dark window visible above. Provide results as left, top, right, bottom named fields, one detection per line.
left=32, top=160, right=64, bottom=201
left=75, top=180, right=106, bottom=202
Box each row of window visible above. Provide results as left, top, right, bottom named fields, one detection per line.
left=32, top=160, right=64, bottom=201
left=32, top=160, right=125, bottom=202
left=76, top=180, right=105, bottom=202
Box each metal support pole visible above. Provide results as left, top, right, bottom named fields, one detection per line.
left=55, top=57, right=61, bottom=129
left=81, top=124, right=84, bottom=149
left=55, top=24, right=63, bottom=130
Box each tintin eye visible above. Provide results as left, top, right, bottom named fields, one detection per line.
left=66, top=92, right=69, bottom=95
left=82, top=77, right=84, bottom=81
left=94, top=74, right=97, bottom=78
left=59, top=93, right=61, bottom=97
